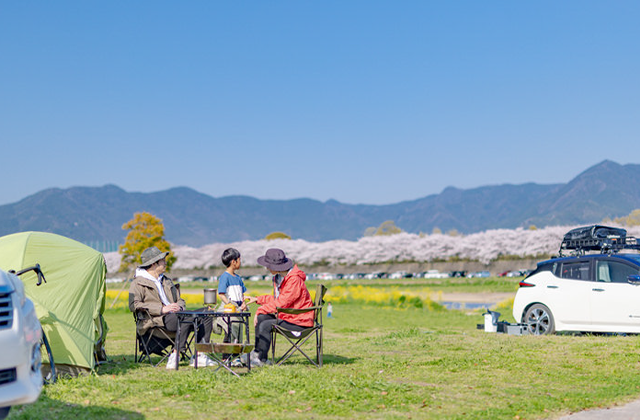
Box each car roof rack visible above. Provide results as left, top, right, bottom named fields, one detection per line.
left=558, top=225, right=640, bottom=256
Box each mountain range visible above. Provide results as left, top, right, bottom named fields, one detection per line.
left=1, top=160, right=640, bottom=247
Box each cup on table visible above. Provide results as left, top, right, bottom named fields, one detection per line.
left=204, top=288, right=217, bottom=306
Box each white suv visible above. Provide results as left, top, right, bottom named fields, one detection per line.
left=0, top=269, right=43, bottom=419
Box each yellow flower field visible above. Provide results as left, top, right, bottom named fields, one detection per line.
left=106, top=285, right=446, bottom=311
left=326, top=285, right=445, bottom=310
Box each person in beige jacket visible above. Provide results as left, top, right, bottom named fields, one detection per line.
left=129, top=246, right=215, bottom=369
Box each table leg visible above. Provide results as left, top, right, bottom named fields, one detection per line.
left=175, top=321, right=181, bottom=370
left=192, top=316, right=205, bottom=369
left=245, top=316, right=251, bottom=371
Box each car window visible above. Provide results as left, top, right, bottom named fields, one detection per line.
left=596, top=260, right=639, bottom=283
left=526, top=262, right=554, bottom=279
left=560, top=261, right=591, bottom=280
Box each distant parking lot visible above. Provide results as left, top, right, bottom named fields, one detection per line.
left=106, top=269, right=529, bottom=284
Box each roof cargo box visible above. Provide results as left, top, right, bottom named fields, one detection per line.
left=559, top=225, right=639, bottom=256
left=563, top=225, right=627, bottom=242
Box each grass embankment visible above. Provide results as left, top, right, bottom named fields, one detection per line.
left=10, top=280, right=640, bottom=419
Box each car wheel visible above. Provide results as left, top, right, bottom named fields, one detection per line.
left=524, top=304, right=556, bottom=335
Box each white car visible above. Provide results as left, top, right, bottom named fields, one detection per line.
left=0, top=269, right=43, bottom=419
left=422, top=270, right=449, bottom=279
left=513, top=253, right=640, bottom=335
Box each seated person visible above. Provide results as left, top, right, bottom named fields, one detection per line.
left=215, top=248, right=249, bottom=344
left=245, top=248, right=314, bottom=367
left=129, top=246, right=215, bottom=369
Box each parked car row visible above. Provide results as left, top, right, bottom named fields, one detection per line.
left=466, top=271, right=491, bottom=278
left=304, top=269, right=520, bottom=281
left=108, top=268, right=528, bottom=285
left=498, top=270, right=531, bottom=277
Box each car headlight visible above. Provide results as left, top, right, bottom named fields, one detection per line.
left=32, top=341, right=42, bottom=374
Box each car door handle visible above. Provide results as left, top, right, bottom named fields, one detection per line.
left=592, top=288, right=605, bottom=292
left=547, top=285, right=559, bottom=289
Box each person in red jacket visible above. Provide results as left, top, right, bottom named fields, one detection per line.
left=245, top=248, right=313, bottom=366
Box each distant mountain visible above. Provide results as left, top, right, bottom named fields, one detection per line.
left=1, top=160, right=639, bottom=247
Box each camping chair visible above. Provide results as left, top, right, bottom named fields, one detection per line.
left=133, top=310, right=193, bottom=367
left=271, top=284, right=327, bottom=367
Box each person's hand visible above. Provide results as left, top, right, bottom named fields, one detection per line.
left=162, top=303, right=181, bottom=314
left=239, top=302, right=248, bottom=311
left=253, top=314, right=258, bottom=327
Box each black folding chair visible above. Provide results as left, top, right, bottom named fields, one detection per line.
left=271, top=284, right=327, bottom=367
left=133, top=310, right=193, bottom=367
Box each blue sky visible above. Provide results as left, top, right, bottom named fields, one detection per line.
left=1, top=2, right=639, bottom=206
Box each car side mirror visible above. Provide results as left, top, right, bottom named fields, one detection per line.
left=627, top=275, right=640, bottom=285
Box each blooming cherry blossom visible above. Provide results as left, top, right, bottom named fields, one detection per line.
left=104, top=225, right=640, bottom=272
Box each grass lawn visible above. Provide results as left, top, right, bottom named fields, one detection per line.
left=9, top=281, right=640, bottom=419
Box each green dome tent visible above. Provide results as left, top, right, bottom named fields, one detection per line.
left=0, top=232, right=107, bottom=375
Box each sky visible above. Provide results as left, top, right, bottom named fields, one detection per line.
left=1, top=2, right=639, bottom=206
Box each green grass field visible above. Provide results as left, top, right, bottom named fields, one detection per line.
left=9, top=280, right=640, bottom=419
left=166, top=276, right=523, bottom=295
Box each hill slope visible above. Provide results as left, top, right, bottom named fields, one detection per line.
left=1, top=160, right=639, bottom=246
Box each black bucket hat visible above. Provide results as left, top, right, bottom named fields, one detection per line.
left=257, top=248, right=293, bottom=271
